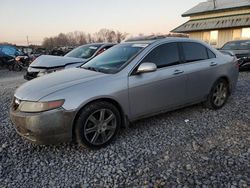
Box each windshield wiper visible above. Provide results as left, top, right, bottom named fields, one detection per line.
left=97, top=67, right=117, bottom=74
left=83, top=66, right=99, bottom=72
left=82, top=66, right=116, bottom=74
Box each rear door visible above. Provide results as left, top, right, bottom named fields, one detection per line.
left=128, top=42, right=188, bottom=118
left=180, top=42, right=218, bottom=102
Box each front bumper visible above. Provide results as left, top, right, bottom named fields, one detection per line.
left=24, top=71, right=39, bottom=80
left=239, top=60, right=250, bottom=71
left=10, top=108, right=76, bottom=145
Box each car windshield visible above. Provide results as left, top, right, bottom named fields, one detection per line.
left=222, top=41, right=250, bottom=50
left=65, top=44, right=102, bottom=59
left=81, top=43, right=148, bottom=74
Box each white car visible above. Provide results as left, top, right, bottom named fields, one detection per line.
left=24, top=43, right=115, bottom=80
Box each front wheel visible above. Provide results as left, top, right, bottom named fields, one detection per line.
left=74, top=101, right=121, bottom=149
left=8, top=63, right=13, bottom=71
left=204, top=79, right=230, bottom=109
left=13, top=63, right=22, bottom=71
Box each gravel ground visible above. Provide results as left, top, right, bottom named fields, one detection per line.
left=0, top=70, right=249, bottom=188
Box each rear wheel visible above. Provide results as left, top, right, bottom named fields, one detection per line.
left=204, top=79, right=230, bottom=109
left=75, top=101, right=121, bottom=149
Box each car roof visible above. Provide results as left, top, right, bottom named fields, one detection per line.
left=225, top=40, right=250, bottom=43
left=0, top=44, right=15, bottom=47
left=124, top=35, right=166, bottom=42
left=123, top=37, right=203, bottom=45
left=77, top=43, right=116, bottom=48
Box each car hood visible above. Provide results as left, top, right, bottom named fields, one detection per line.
left=230, top=50, right=250, bottom=59
left=15, top=68, right=106, bottom=101
left=30, top=55, right=87, bottom=68
left=222, top=49, right=250, bottom=55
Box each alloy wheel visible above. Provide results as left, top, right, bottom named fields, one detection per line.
left=83, top=109, right=117, bottom=146
left=212, top=82, right=228, bottom=107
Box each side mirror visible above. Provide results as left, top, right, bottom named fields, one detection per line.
left=137, top=62, right=157, bottom=74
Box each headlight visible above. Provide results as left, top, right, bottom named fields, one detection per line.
left=37, top=71, right=48, bottom=77
left=19, top=100, right=65, bottom=112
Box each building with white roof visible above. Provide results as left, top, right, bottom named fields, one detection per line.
left=172, top=0, right=250, bottom=47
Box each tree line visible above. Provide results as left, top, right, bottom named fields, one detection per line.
left=42, top=29, right=128, bottom=49
left=1, top=29, right=188, bottom=49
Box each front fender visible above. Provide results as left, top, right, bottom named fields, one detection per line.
left=39, top=75, right=130, bottom=118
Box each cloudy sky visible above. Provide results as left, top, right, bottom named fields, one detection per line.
left=0, top=0, right=202, bottom=45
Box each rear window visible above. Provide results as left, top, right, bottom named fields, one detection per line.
left=208, top=49, right=216, bottom=59
left=142, top=43, right=180, bottom=68
left=65, top=44, right=102, bottom=59
left=182, top=42, right=208, bottom=62
left=222, top=41, right=250, bottom=50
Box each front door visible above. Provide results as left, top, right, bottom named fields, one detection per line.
left=128, top=42, right=188, bottom=119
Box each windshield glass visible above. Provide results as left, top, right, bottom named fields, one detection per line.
left=222, top=41, right=250, bottom=50
left=81, top=43, right=148, bottom=74
left=65, top=44, right=102, bottom=59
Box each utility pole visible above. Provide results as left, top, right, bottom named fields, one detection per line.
left=26, top=36, right=30, bottom=46
left=213, top=0, right=216, bottom=9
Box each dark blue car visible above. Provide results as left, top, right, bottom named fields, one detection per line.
left=0, top=45, right=24, bottom=68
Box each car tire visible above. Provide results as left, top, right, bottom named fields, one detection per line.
left=13, top=63, right=22, bottom=71
left=74, top=101, right=121, bottom=149
left=204, top=78, right=230, bottom=110
left=8, top=63, right=13, bottom=71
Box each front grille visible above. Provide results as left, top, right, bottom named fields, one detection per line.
left=27, top=71, right=39, bottom=78
left=236, top=54, right=250, bottom=59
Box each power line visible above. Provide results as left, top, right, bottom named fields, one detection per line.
left=213, top=0, right=216, bottom=9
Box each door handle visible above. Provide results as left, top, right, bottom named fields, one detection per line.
left=173, top=70, right=184, bottom=75
left=210, top=62, right=218, bottom=67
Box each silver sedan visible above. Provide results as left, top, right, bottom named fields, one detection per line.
left=10, top=38, right=239, bottom=148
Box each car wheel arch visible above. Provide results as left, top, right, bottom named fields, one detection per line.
left=207, top=76, right=230, bottom=100
left=71, top=98, right=126, bottom=141
left=204, top=76, right=231, bottom=109
left=215, top=76, right=231, bottom=93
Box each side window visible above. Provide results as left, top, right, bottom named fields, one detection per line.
left=182, top=42, right=208, bottom=62
left=207, top=49, right=216, bottom=59
left=142, top=43, right=180, bottom=68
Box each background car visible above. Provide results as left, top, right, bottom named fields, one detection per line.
left=0, top=45, right=26, bottom=69
left=10, top=38, right=239, bottom=149
left=24, top=43, right=115, bottom=80
left=220, top=40, right=250, bottom=71
left=49, top=47, right=74, bottom=56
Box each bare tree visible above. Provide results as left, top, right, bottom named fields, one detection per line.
left=67, top=32, right=77, bottom=46
left=56, top=33, right=69, bottom=47
left=42, top=37, right=56, bottom=50
left=116, top=31, right=128, bottom=43
left=42, top=28, right=128, bottom=49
